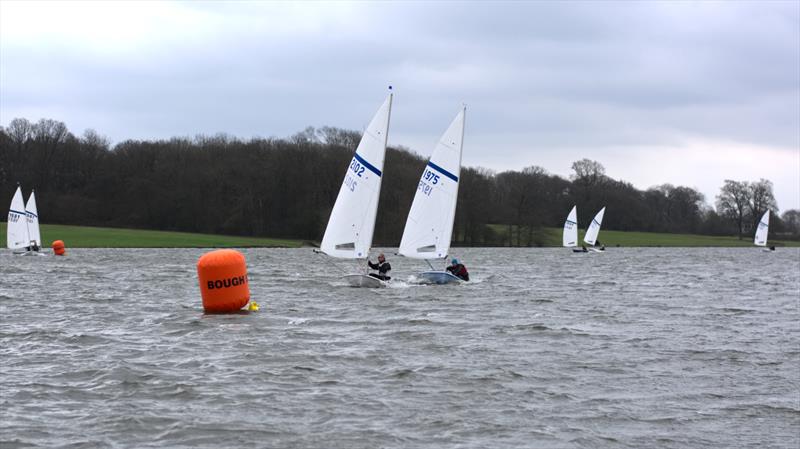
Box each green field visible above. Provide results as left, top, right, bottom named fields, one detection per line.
left=0, top=223, right=305, bottom=248
left=486, top=224, right=800, bottom=247
left=2, top=222, right=798, bottom=248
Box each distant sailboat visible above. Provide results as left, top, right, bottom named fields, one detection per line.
left=563, top=206, right=578, bottom=248
left=754, top=210, right=773, bottom=251
left=7, top=186, right=44, bottom=255
left=319, top=93, right=393, bottom=287
left=25, top=190, right=42, bottom=250
left=583, top=207, right=606, bottom=252
left=7, top=186, right=29, bottom=251
left=398, top=106, right=466, bottom=284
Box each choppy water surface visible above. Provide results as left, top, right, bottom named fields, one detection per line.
left=1, top=248, right=798, bottom=448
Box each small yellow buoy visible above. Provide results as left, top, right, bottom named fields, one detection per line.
left=197, top=249, right=250, bottom=313
left=248, top=301, right=260, bottom=312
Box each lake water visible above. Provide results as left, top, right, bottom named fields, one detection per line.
left=1, top=248, right=799, bottom=448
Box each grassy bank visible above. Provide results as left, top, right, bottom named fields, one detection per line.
left=0, top=223, right=305, bottom=248
left=486, top=225, right=800, bottom=247
left=3, top=223, right=798, bottom=248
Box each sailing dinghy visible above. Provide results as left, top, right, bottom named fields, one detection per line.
left=319, top=93, right=393, bottom=288
left=399, top=106, right=466, bottom=284
left=563, top=206, right=579, bottom=250
left=583, top=207, right=606, bottom=252
left=754, top=210, right=773, bottom=251
left=7, top=186, right=45, bottom=255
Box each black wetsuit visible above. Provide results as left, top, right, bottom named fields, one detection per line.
left=368, top=260, right=391, bottom=281
left=446, top=263, right=469, bottom=281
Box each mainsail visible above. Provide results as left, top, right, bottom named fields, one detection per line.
left=754, top=210, right=769, bottom=247
left=320, top=93, right=393, bottom=258
left=583, top=207, right=606, bottom=246
left=7, top=186, right=29, bottom=249
left=399, top=106, right=466, bottom=259
left=563, top=205, right=578, bottom=247
left=25, top=190, right=41, bottom=247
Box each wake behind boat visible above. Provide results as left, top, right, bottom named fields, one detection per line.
left=317, top=92, right=393, bottom=288
left=398, top=106, right=467, bottom=285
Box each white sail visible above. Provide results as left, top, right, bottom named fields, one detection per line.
left=754, top=210, right=769, bottom=246
left=320, top=93, right=392, bottom=258
left=583, top=206, right=606, bottom=246
left=563, top=205, right=578, bottom=247
left=25, top=190, right=41, bottom=247
left=7, top=186, right=30, bottom=249
left=399, top=106, right=466, bottom=259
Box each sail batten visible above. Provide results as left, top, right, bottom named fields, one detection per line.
left=399, top=106, right=466, bottom=259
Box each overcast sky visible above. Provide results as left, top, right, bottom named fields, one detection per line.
left=2, top=0, right=798, bottom=210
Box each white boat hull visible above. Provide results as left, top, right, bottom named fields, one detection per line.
left=415, top=271, right=463, bottom=285
left=13, top=250, right=48, bottom=256
left=342, top=274, right=388, bottom=288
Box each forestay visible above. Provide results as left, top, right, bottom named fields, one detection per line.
left=563, top=205, right=578, bottom=247
left=754, top=210, right=769, bottom=247
left=583, top=207, right=606, bottom=246
left=25, top=191, right=41, bottom=247
left=7, top=186, right=29, bottom=249
left=320, top=94, right=393, bottom=258
left=399, top=106, right=466, bottom=259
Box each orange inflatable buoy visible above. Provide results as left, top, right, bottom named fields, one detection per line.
left=52, top=240, right=66, bottom=256
left=197, top=249, right=250, bottom=313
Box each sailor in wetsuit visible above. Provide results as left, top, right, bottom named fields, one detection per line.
left=367, top=253, right=391, bottom=281
left=446, top=258, right=469, bottom=281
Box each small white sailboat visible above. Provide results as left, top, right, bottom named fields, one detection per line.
left=563, top=205, right=578, bottom=249
left=583, top=206, right=606, bottom=252
left=7, top=186, right=29, bottom=251
left=25, top=190, right=42, bottom=250
left=319, top=93, right=393, bottom=288
left=7, top=186, right=44, bottom=255
left=754, top=210, right=773, bottom=251
left=399, top=106, right=466, bottom=284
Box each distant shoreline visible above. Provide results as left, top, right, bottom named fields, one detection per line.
left=1, top=223, right=798, bottom=249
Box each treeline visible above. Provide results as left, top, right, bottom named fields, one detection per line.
left=1, top=118, right=798, bottom=246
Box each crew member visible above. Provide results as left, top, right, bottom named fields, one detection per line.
left=446, top=258, right=469, bottom=281
left=368, top=253, right=391, bottom=281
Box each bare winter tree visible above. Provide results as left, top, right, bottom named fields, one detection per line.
left=748, top=179, right=778, bottom=231
left=571, top=159, right=606, bottom=187
left=716, top=180, right=751, bottom=239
